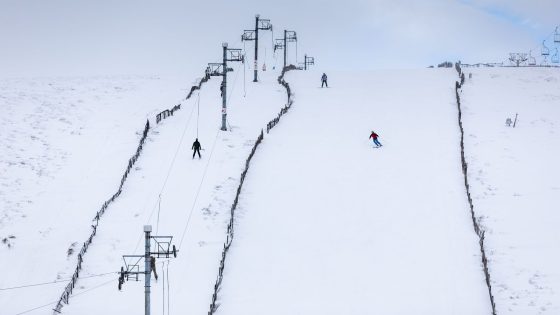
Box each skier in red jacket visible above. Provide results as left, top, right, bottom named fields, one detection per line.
left=369, top=131, right=382, bottom=147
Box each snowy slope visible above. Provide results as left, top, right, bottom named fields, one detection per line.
left=3, top=65, right=558, bottom=315
left=216, top=69, right=491, bottom=314
left=44, top=69, right=289, bottom=315
left=461, top=67, right=560, bottom=314
left=0, top=75, right=189, bottom=314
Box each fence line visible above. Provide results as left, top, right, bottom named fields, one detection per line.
left=156, top=72, right=212, bottom=124
left=266, top=64, right=297, bottom=133
left=53, top=119, right=150, bottom=314
left=460, top=62, right=560, bottom=68
left=454, top=63, right=497, bottom=315
left=53, top=69, right=213, bottom=314
left=156, top=104, right=181, bottom=124
left=206, top=65, right=297, bottom=314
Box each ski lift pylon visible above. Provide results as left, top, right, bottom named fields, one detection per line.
left=541, top=40, right=550, bottom=56
left=528, top=50, right=536, bottom=66
left=552, top=48, right=559, bottom=64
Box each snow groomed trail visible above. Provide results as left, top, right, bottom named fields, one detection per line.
left=216, top=69, right=491, bottom=314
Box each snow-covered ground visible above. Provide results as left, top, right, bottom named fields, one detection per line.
left=56, top=69, right=289, bottom=315
left=0, top=75, right=185, bottom=230
left=2, top=65, right=558, bottom=315
left=461, top=67, right=560, bottom=314
left=216, top=69, right=491, bottom=314
left=0, top=63, right=289, bottom=315
left=0, top=75, right=190, bottom=313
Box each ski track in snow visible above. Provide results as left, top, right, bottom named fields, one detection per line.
left=216, top=69, right=491, bottom=315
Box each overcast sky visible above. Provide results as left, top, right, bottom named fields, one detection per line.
left=0, top=0, right=558, bottom=77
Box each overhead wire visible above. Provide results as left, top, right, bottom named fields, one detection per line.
left=196, top=90, right=201, bottom=138
left=13, top=34, right=254, bottom=314
left=162, top=262, right=166, bottom=315
left=228, top=62, right=242, bottom=104
left=226, top=61, right=242, bottom=131
left=0, top=272, right=117, bottom=291
left=178, top=43, right=244, bottom=249
left=175, top=37, right=245, bottom=248
left=156, top=194, right=162, bottom=234
left=243, top=40, right=247, bottom=97
left=177, top=129, right=220, bottom=250
left=272, top=26, right=278, bottom=69
left=295, top=38, right=298, bottom=66
left=131, top=92, right=200, bottom=254
left=167, top=261, right=170, bottom=315
left=13, top=276, right=119, bottom=315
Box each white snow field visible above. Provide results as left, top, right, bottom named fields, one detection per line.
left=2, top=66, right=558, bottom=315
left=56, top=70, right=289, bottom=315
left=0, top=64, right=290, bottom=315
left=0, top=75, right=189, bottom=313
left=216, top=69, right=491, bottom=315
left=461, top=67, right=560, bottom=314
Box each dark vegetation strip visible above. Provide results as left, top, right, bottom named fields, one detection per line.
left=454, top=63, right=497, bottom=315
left=53, top=71, right=212, bottom=314
left=207, top=65, right=297, bottom=314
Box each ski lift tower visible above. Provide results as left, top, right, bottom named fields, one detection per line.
left=302, top=54, right=315, bottom=70
left=274, top=30, right=297, bottom=69
left=118, top=225, right=178, bottom=315
left=241, top=15, right=272, bottom=82
left=528, top=50, right=537, bottom=66
left=541, top=40, right=550, bottom=64
left=206, top=43, right=244, bottom=131
left=552, top=48, right=559, bottom=64
left=509, top=53, right=528, bottom=67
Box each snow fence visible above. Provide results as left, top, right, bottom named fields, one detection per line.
left=52, top=72, right=213, bottom=314
left=207, top=65, right=297, bottom=314
left=454, top=63, right=497, bottom=315
left=156, top=72, right=212, bottom=124
left=266, top=64, right=297, bottom=133
left=52, top=119, right=150, bottom=314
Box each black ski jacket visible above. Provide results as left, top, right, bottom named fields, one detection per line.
left=192, top=140, right=201, bottom=150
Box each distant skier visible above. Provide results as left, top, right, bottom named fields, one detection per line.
left=192, top=138, right=202, bottom=159
left=321, top=73, right=328, bottom=88
left=369, top=131, right=382, bottom=147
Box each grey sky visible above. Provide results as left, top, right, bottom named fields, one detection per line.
left=0, top=0, right=558, bottom=77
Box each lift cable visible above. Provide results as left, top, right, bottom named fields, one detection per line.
left=0, top=271, right=117, bottom=291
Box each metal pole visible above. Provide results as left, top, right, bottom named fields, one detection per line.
left=304, top=54, right=307, bottom=70
left=144, top=225, right=152, bottom=315
left=283, top=30, right=287, bottom=69
left=253, top=15, right=259, bottom=82
left=221, top=42, right=228, bottom=131
left=513, top=113, right=518, bottom=128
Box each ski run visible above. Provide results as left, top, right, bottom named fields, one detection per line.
left=1, top=66, right=559, bottom=315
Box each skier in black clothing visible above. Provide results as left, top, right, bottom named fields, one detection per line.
left=192, top=138, right=202, bottom=159
left=321, top=73, right=328, bottom=88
